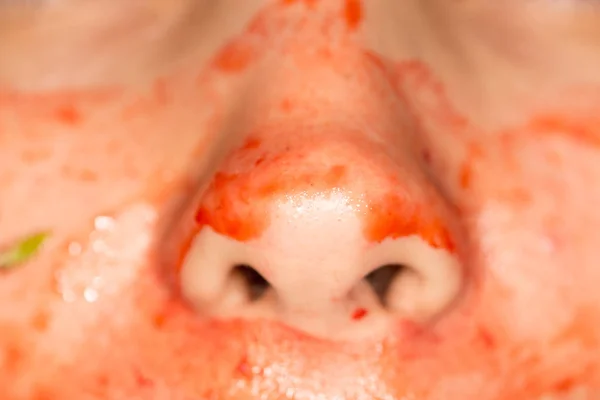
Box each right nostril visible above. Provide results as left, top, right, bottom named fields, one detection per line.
left=231, top=264, right=271, bottom=302
left=364, top=264, right=404, bottom=308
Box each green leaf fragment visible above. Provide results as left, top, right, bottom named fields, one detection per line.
left=0, top=232, right=50, bottom=270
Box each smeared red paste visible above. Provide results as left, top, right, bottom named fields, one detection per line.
left=344, top=0, right=363, bottom=31
left=351, top=307, right=368, bottom=320
left=2, top=0, right=599, bottom=398
left=195, top=130, right=454, bottom=251
left=54, top=104, right=83, bottom=126
left=214, top=41, right=258, bottom=73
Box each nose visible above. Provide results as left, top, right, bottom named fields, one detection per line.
left=179, top=127, right=463, bottom=340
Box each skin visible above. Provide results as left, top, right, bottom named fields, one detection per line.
left=1, top=0, right=600, bottom=398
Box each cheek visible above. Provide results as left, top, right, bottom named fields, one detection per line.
left=367, top=40, right=600, bottom=341
left=0, top=80, right=222, bottom=249
left=365, top=46, right=600, bottom=394
left=463, top=131, right=600, bottom=340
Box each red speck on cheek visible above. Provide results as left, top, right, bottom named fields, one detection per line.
left=96, top=374, right=109, bottom=389
left=214, top=41, right=257, bottom=73
left=235, top=355, right=254, bottom=379
left=31, top=310, right=50, bottom=332
left=152, top=312, right=167, bottom=330
left=344, top=0, right=363, bottom=31
left=421, top=149, right=432, bottom=165
left=457, top=143, right=484, bottom=191
left=242, top=137, right=262, bottom=150
left=553, top=376, right=577, bottom=393
left=31, top=388, right=56, bottom=400
left=477, top=326, right=496, bottom=350
left=134, top=369, right=154, bottom=388
left=1, top=87, right=120, bottom=121
left=3, top=345, right=24, bottom=374
left=527, top=113, right=600, bottom=148
left=201, top=389, right=220, bottom=400
left=281, top=0, right=319, bottom=7
left=0, top=330, right=34, bottom=380
left=351, top=307, right=368, bottom=320
left=458, top=163, right=472, bottom=190
left=61, top=165, right=99, bottom=182
left=54, top=104, right=83, bottom=125
left=280, top=98, right=295, bottom=113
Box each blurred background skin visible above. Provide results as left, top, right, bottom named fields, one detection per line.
left=1, top=0, right=600, bottom=399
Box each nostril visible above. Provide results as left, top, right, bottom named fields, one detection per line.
left=179, top=229, right=277, bottom=317
left=364, top=264, right=404, bottom=308
left=231, top=264, right=271, bottom=302
left=180, top=227, right=462, bottom=339
left=363, top=237, right=463, bottom=322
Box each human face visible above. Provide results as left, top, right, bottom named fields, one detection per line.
left=1, top=0, right=600, bottom=399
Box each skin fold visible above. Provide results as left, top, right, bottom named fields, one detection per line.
left=1, top=0, right=600, bottom=398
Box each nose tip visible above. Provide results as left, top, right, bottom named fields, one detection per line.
left=179, top=131, right=463, bottom=340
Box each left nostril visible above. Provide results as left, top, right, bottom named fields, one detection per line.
left=364, top=264, right=404, bottom=308
left=362, top=237, right=463, bottom=322
left=231, top=264, right=271, bottom=302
